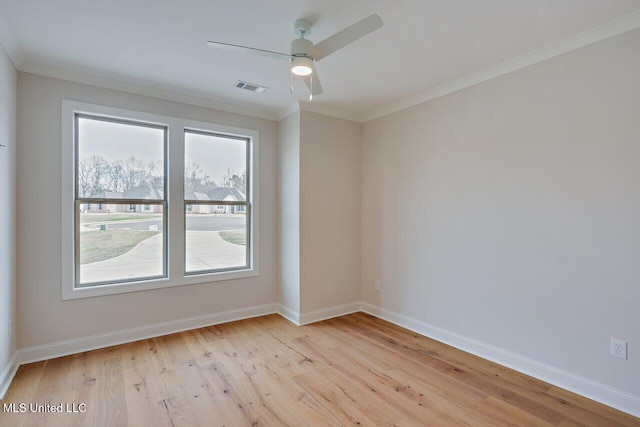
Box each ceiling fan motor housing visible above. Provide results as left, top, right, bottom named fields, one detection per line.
left=291, top=38, right=314, bottom=58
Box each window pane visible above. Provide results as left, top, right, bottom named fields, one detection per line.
left=78, top=205, right=164, bottom=286
left=77, top=116, right=165, bottom=199
left=184, top=131, right=247, bottom=201
left=185, top=208, right=247, bottom=273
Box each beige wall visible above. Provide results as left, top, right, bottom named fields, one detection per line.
left=300, top=111, right=361, bottom=313
left=16, top=73, right=278, bottom=348
left=277, top=112, right=300, bottom=314
left=361, top=28, right=640, bottom=396
left=0, top=44, right=17, bottom=381
left=277, top=110, right=362, bottom=318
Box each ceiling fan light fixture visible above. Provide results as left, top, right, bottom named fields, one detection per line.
left=291, top=56, right=313, bottom=76
left=208, top=14, right=383, bottom=98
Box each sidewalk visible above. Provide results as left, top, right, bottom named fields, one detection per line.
left=80, top=231, right=245, bottom=284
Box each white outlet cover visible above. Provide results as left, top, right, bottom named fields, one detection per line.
left=610, top=338, right=627, bottom=360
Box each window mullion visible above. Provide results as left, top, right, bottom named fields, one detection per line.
left=168, top=122, right=186, bottom=280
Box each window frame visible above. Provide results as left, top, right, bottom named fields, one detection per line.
left=183, top=129, right=251, bottom=275
left=74, top=114, right=168, bottom=287
left=61, top=100, right=260, bottom=300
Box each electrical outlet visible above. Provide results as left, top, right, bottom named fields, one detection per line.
left=610, top=338, right=627, bottom=360
left=374, top=280, right=381, bottom=290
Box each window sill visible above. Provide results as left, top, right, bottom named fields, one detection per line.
left=61, top=268, right=258, bottom=300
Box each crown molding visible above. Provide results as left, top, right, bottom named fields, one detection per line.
left=298, top=101, right=363, bottom=123
left=361, top=10, right=640, bottom=123
left=19, top=62, right=279, bottom=121
left=276, top=101, right=301, bottom=121
left=3, top=9, right=640, bottom=125
left=277, top=101, right=364, bottom=123
left=0, top=12, right=23, bottom=68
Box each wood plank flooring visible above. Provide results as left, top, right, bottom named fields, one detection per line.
left=1, top=313, right=638, bottom=426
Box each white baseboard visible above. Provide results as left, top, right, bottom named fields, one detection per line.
left=3, top=300, right=638, bottom=418
left=298, top=302, right=361, bottom=325
left=360, top=302, right=640, bottom=418
left=16, top=303, right=278, bottom=366
left=277, top=304, right=300, bottom=325
left=277, top=302, right=362, bottom=326
left=0, top=352, right=19, bottom=399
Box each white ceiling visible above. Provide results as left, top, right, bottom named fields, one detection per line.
left=1, top=0, right=639, bottom=121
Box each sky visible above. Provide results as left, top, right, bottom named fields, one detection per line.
left=78, top=117, right=247, bottom=184
left=78, top=117, right=164, bottom=163
left=185, top=131, right=246, bottom=183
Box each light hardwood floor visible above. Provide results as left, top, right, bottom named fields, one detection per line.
left=1, top=313, right=638, bottom=426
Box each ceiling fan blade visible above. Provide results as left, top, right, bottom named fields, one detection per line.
left=312, top=14, right=383, bottom=61
left=302, top=63, right=323, bottom=96
left=207, top=41, right=291, bottom=61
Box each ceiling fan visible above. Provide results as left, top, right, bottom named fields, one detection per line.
left=207, top=14, right=383, bottom=100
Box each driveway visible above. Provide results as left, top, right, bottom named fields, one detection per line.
left=79, top=230, right=246, bottom=284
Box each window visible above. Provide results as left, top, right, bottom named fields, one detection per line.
left=74, top=115, right=166, bottom=287
left=61, top=101, right=259, bottom=299
left=184, top=130, right=250, bottom=274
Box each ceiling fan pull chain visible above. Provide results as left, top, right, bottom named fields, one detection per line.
left=310, top=74, right=313, bottom=101
left=290, top=68, right=293, bottom=94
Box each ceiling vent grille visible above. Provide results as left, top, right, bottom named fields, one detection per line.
left=235, top=80, right=268, bottom=93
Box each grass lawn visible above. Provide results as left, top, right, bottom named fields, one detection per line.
left=219, top=230, right=246, bottom=246
left=80, top=229, right=160, bottom=264
left=80, top=213, right=160, bottom=224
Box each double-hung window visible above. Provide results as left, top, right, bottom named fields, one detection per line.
left=74, top=115, right=167, bottom=287
left=184, top=130, right=250, bottom=274
left=62, top=101, right=259, bottom=299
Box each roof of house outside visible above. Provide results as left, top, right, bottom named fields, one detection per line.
left=123, top=185, right=164, bottom=200
left=207, top=187, right=245, bottom=202
left=185, top=191, right=210, bottom=201
left=90, top=191, right=123, bottom=199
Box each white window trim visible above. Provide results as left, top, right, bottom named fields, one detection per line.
left=61, top=100, right=260, bottom=300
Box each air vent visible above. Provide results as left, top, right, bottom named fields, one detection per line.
left=235, top=80, right=268, bottom=93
